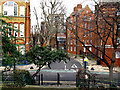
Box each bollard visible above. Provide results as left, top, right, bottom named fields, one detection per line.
left=57, top=73, right=60, bottom=86
left=41, top=74, right=43, bottom=85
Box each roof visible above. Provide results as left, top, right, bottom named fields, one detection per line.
left=0, top=0, right=30, bottom=3
left=100, top=0, right=120, bottom=2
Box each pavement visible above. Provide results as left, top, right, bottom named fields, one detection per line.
left=0, top=56, right=120, bottom=73
left=73, top=56, right=120, bottom=73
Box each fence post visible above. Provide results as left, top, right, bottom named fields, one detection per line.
left=57, top=73, right=60, bottom=86
left=76, top=75, right=78, bottom=87
left=38, top=72, right=40, bottom=85
left=41, top=74, right=43, bottom=85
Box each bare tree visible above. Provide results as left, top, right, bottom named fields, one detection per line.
left=94, top=1, right=120, bottom=86
left=33, top=0, right=66, bottom=47
left=66, top=0, right=120, bottom=87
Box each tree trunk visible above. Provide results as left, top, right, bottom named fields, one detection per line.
left=109, top=65, right=114, bottom=87
left=109, top=47, right=115, bottom=87
left=32, top=67, right=41, bottom=78
left=46, top=39, right=51, bottom=46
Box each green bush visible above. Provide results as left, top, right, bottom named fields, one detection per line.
left=3, top=69, right=35, bottom=88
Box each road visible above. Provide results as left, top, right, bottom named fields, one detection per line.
left=29, top=58, right=81, bottom=85
left=28, top=58, right=120, bottom=86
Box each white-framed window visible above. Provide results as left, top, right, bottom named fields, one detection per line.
left=117, top=37, right=120, bottom=45
left=83, top=39, right=85, bottom=44
left=20, top=6, right=25, bottom=16
left=71, top=32, right=72, bottom=37
left=0, top=5, right=1, bottom=14
left=74, top=17, right=76, bottom=22
left=89, top=47, right=92, bottom=51
left=67, top=40, right=69, bottom=45
left=71, top=18, right=72, bottom=23
left=86, top=10, right=88, bottom=13
left=83, top=47, right=86, bottom=52
left=83, top=23, right=85, bottom=28
left=74, top=40, right=76, bottom=45
left=14, top=23, right=18, bottom=37
left=71, top=39, right=72, bottom=45
left=68, top=47, right=69, bottom=51
left=90, top=23, right=92, bottom=29
left=71, top=26, right=73, bottom=31
left=74, top=47, right=76, bottom=51
left=116, top=51, right=120, bottom=58
left=3, top=1, right=18, bottom=16
left=68, top=33, right=69, bottom=37
left=71, top=46, right=72, bottom=51
left=90, top=40, right=92, bottom=44
left=8, top=23, right=12, bottom=37
left=16, top=45, right=18, bottom=51
left=87, top=31, right=89, bottom=37
left=87, top=23, right=89, bottom=29
left=74, top=25, right=76, bottom=30
left=89, top=17, right=91, bottom=21
left=87, top=39, right=89, bottom=44
left=83, top=31, right=86, bottom=37
left=20, top=45, right=25, bottom=55
left=90, top=31, right=92, bottom=37
left=20, top=23, right=24, bottom=37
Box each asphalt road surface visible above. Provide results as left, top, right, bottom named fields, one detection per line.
left=29, top=58, right=120, bottom=86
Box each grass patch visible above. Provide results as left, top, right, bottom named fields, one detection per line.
left=2, top=88, right=77, bottom=90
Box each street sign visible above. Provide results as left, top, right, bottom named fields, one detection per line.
left=71, top=64, right=77, bottom=69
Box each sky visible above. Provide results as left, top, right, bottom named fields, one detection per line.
left=30, top=0, right=96, bottom=26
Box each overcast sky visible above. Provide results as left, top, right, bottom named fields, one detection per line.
left=30, top=0, right=96, bottom=26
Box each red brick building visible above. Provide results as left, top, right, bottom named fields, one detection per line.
left=95, top=1, right=120, bottom=67
left=66, top=2, right=120, bottom=67
left=0, top=0, right=31, bottom=54
left=66, top=4, right=94, bottom=56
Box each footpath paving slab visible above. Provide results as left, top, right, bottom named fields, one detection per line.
left=73, top=56, right=120, bottom=73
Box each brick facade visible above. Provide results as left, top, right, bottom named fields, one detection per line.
left=66, top=4, right=94, bottom=55
left=0, top=0, right=31, bottom=54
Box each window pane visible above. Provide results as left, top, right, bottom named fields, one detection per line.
left=83, top=47, right=86, bottom=52
left=87, top=31, right=89, bottom=37
left=14, top=6, right=17, bottom=16
left=71, top=46, right=72, bottom=51
left=4, top=11, right=7, bottom=15
left=20, top=23, right=24, bottom=37
left=8, top=1, right=13, bottom=6
left=3, top=1, right=18, bottom=16
left=74, top=47, right=76, bottom=51
left=8, top=23, right=12, bottom=37
left=83, top=23, right=85, bottom=28
left=89, top=47, right=92, bottom=51
left=83, top=31, right=85, bottom=37
left=116, top=52, right=120, bottom=58
left=14, top=23, right=18, bottom=37
left=71, top=39, right=72, bottom=45
left=83, top=39, right=85, bottom=44
left=20, top=45, right=25, bottom=55
left=20, top=6, right=25, bottom=16
left=87, top=39, right=89, bottom=44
